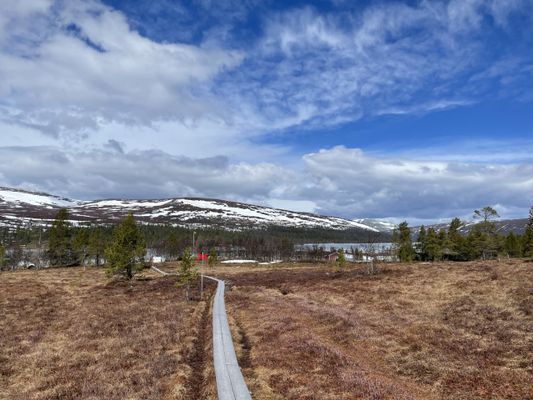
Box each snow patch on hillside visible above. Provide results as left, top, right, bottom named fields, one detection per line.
left=354, top=218, right=397, bottom=232
left=0, top=187, right=381, bottom=232
left=82, top=199, right=174, bottom=208
left=0, top=188, right=76, bottom=208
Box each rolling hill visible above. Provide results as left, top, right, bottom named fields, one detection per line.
left=0, top=186, right=379, bottom=233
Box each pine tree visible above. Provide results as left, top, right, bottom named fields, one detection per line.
left=88, top=228, right=106, bottom=266
left=394, top=222, right=414, bottom=262
left=208, top=248, right=218, bottom=267
left=48, top=208, right=75, bottom=266
left=105, top=214, right=146, bottom=279
left=425, top=228, right=442, bottom=261
left=449, top=217, right=462, bottom=236
left=474, top=206, right=500, bottom=225
left=164, top=231, right=180, bottom=260
left=447, top=218, right=465, bottom=259
left=417, top=226, right=428, bottom=261
left=473, top=206, right=500, bottom=259
left=73, top=228, right=90, bottom=266
left=466, top=229, right=484, bottom=260
left=438, top=229, right=447, bottom=246
left=504, top=232, right=522, bottom=258
left=353, top=247, right=363, bottom=261
left=522, top=207, right=533, bottom=257
left=336, top=248, right=346, bottom=268
left=178, top=248, right=198, bottom=301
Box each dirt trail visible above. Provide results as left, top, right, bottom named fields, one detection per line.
left=184, top=295, right=213, bottom=400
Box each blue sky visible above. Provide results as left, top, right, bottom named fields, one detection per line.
left=0, top=0, right=532, bottom=224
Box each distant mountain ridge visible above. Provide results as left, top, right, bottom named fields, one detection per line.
left=0, top=186, right=380, bottom=233
left=414, top=218, right=529, bottom=236
left=2, top=187, right=527, bottom=236
left=354, top=218, right=397, bottom=233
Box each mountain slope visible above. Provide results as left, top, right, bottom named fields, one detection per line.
left=414, top=218, right=529, bottom=236
left=354, top=218, right=397, bottom=233
left=0, top=187, right=379, bottom=232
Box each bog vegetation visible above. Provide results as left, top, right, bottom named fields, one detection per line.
left=224, top=260, right=532, bottom=399
left=0, top=267, right=215, bottom=400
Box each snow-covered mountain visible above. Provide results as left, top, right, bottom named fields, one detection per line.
left=0, top=187, right=77, bottom=208
left=354, top=218, right=397, bottom=233
left=0, top=187, right=379, bottom=232
left=413, top=219, right=529, bottom=236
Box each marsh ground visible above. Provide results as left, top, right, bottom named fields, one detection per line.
left=0, top=267, right=216, bottom=400
left=1, top=260, right=531, bottom=400
left=218, top=260, right=532, bottom=400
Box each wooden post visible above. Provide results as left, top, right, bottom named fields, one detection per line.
left=200, top=274, right=204, bottom=300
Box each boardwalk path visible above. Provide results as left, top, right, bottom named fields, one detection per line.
left=150, top=268, right=252, bottom=399
left=204, top=276, right=252, bottom=400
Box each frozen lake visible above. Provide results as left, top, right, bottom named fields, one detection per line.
left=297, top=242, right=395, bottom=252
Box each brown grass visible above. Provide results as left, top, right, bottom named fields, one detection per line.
left=0, top=267, right=214, bottom=400
left=222, top=260, right=533, bottom=400
left=2, top=261, right=531, bottom=400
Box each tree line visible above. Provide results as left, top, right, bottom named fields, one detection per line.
left=2, top=205, right=531, bottom=271
left=393, top=206, right=533, bottom=262
left=0, top=212, right=327, bottom=269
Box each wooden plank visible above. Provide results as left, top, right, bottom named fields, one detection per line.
left=204, top=276, right=252, bottom=400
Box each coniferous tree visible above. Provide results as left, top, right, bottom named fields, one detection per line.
left=394, top=222, right=414, bottom=262
left=466, top=229, right=485, bottom=260
left=425, top=227, right=442, bottom=261
left=504, top=232, right=522, bottom=258
left=438, top=229, right=447, bottom=246
left=105, top=214, right=146, bottom=279
left=448, top=217, right=462, bottom=236
left=447, top=218, right=466, bottom=259
left=73, top=228, right=90, bottom=266
left=474, top=206, right=500, bottom=226
left=473, top=206, right=500, bottom=259
left=164, top=231, right=180, bottom=260
left=522, top=207, right=533, bottom=258
left=417, top=226, right=427, bottom=261
left=178, top=248, right=198, bottom=301
left=48, top=208, right=76, bottom=266
left=336, top=248, right=346, bottom=268
left=208, top=248, right=218, bottom=267
left=88, top=227, right=106, bottom=266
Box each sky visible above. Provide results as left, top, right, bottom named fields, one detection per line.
left=0, top=0, right=532, bottom=224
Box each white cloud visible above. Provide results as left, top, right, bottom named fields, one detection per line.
left=384, top=139, right=533, bottom=164
left=0, top=0, right=53, bottom=43
left=0, top=0, right=243, bottom=138
left=300, top=146, right=533, bottom=220
left=0, top=146, right=294, bottom=202
left=0, top=0, right=532, bottom=223
left=214, top=0, right=533, bottom=134
left=262, top=7, right=345, bottom=55
left=0, top=144, right=530, bottom=224
left=1, top=0, right=530, bottom=140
